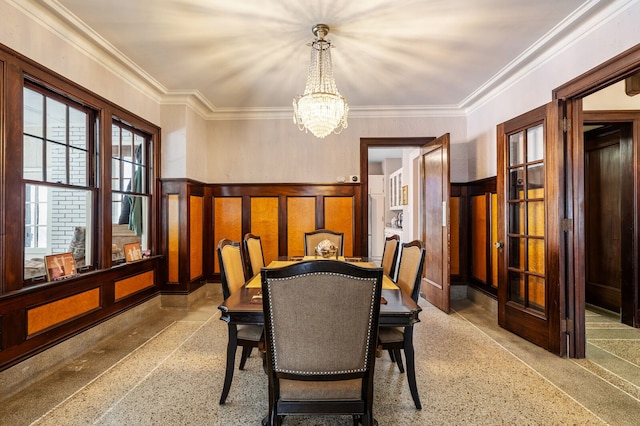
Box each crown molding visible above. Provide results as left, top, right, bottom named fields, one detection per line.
left=204, top=104, right=466, bottom=121
left=15, top=0, right=633, bottom=121
left=14, top=0, right=165, bottom=104
left=461, top=0, right=631, bottom=114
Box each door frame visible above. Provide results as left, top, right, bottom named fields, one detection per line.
left=359, top=137, right=435, bottom=255
left=554, top=43, right=640, bottom=358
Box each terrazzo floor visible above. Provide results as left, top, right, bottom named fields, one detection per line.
left=1, top=287, right=640, bottom=425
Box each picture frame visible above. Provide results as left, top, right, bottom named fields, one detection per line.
left=45, top=252, right=77, bottom=281
left=124, top=242, right=143, bottom=262
left=402, top=185, right=408, bottom=205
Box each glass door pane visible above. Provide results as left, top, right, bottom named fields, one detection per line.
left=507, top=123, right=545, bottom=313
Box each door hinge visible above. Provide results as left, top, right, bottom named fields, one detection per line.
left=561, top=318, right=574, bottom=334
left=562, top=117, right=571, bottom=133
left=561, top=218, right=573, bottom=232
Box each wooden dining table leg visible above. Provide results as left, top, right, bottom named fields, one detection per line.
left=403, top=326, right=422, bottom=409
left=219, top=324, right=239, bottom=404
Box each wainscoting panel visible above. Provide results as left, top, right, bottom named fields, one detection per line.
left=450, top=196, right=460, bottom=276
left=189, top=195, right=204, bottom=280
left=115, top=271, right=155, bottom=301
left=287, top=197, right=316, bottom=257
left=168, top=194, right=180, bottom=283
left=250, top=197, right=279, bottom=265
left=213, top=197, right=243, bottom=273
left=324, top=196, right=354, bottom=257
left=27, top=288, right=101, bottom=336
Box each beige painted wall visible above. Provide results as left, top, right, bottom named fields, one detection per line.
left=583, top=80, right=640, bottom=110
left=465, top=1, right=640, bottom=181
left=0, top=1, right=161, bottom=126
left=206, top=115, right=466, bottom=183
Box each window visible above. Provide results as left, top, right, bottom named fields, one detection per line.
left=23, top=84, right=96, bottom=281
left=111, top=120, right=152, bottom=263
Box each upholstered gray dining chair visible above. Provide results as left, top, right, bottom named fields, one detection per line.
left=217, top=239, right=263, bottom=405
left=261, top=260, right=383, bottom=425
left=303, top=229, right=344, bottom=256
left=381, top=234, right=400, bottom=281
left=243, top=233, right=265, bottom=277
left=378, top=240, right=425, bottom=378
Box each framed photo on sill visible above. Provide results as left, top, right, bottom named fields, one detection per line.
left=124, top=242, right=143, bottom=262
left=45, top=252, right=77, bottom=281
left=402, top=185, right=409, bottom=205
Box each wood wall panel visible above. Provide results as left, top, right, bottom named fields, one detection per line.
left=250, top=197, right=279, bottom=265
left=471, top=195, right=488, bottom=283
left=324, top=197, right=354, bottom=256
left=491, top=193, right=498, bottom=288
left=167, top=194, right=180, bottom=283
left=213, top=197, right=243, bottom=272
left=115, top=270, right=155, bottom=301
left=287, top=197, right=316, bottom=257
left=27, top=288, right=100, bottom=336
left=190, top=195, right=203, bottom=280
left=450, top=196, right=460, bottom=275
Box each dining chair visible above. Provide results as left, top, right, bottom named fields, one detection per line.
left=217, top=239, right=264, bottom=405
left=378, top=240, right=425, bottom=378
left=381, top=234, right=400, bottom=281
left=261, top=260, right=383, bottom=426
left=303, top=229, right=344, bottom=256
left=243, top=233, right=265, bottom=278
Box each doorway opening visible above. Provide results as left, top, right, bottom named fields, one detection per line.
left=583, top=121, right=634, bottom=323
left=554, top=43, right=640, bottom=357
left=359, top=137, right=434, bottom=257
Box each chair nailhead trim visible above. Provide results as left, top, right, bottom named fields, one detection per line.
left=266, top=272, right=378, bottom=375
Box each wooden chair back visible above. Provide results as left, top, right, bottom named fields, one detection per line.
left=303, top=229, right=344, bottom=256
left=217, top=239, right=246, bottom=300
left=243, top=233, right=265, bottom=277
left=396, top=240, right=426, bottom=302
left=381, top=235, right=400, bottom=280
left=261, top=260, right=382, bottom=424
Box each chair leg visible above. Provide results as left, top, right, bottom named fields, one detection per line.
left=403, top=327, right=422, bottom=409
left=393, top=349, right=405, bottom=373
left=388, top=349, right=396, bottom=362
left=239, top=346, right=253, bottom=370
left=220, top=325, right=239, bottom=404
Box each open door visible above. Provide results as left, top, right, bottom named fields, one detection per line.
left=497, top=102, right=566, bottom=356
left=420, top=134, right=451, bottom=313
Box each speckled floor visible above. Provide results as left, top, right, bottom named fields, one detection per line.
left=1, top=286, right=640, bottom=425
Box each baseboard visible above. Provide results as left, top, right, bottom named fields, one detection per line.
left=466, top=286, right=498, bottom=315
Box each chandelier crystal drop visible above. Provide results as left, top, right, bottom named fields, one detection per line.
left=293, top=24, right=348, bottom=139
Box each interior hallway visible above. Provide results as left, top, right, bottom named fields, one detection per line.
left=1, top=285, right=640, bottom=425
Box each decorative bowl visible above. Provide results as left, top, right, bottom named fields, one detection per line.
left=316, top=239, right=337, bottom=258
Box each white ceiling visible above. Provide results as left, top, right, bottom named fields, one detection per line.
left=48, top=0, right=602, bottom=116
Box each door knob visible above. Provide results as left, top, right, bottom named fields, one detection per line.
left=494, top=241, right=504, bottom=249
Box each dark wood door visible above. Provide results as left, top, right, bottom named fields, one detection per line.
left=584, top=123, right=633, bottom=316
left=497, top=102, right=565, bottom=355
left=420, top=134, right=450, bottom=313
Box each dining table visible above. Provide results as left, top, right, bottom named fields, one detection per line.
left=218, top=256, right=423, bottom=409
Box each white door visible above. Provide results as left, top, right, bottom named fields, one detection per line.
left=369, top=194, right=385, bottom=263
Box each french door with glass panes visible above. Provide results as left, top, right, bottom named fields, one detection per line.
left=497, top=102, right=565, bottom=356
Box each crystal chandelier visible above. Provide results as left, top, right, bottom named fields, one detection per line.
left=293, top=24, right=348, bottom=139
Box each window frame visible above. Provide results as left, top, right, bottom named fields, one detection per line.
left=0, top=53, right=160, bottom=292
left=22, top=81, right=99, bottom=283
